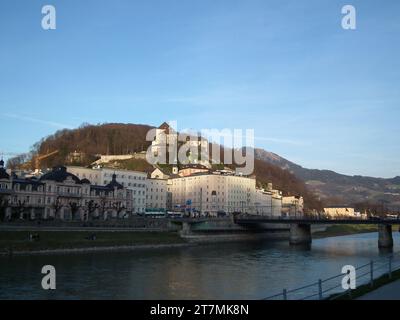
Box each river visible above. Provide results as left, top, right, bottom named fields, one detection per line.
left=1, top=232, right=399, bottom=300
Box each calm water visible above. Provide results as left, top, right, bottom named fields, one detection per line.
left=1, top=232, right=400, bottom=300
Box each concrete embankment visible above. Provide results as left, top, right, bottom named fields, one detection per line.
left=181, top=230, right=290, bottom=243
left=0, top=229, right=187, bottom=256
left=178, top=218, right=292, bottom=243
left=1, top=243, right=193, bottom=257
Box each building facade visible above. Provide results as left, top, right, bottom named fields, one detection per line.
left=150, top=122, right=210, bottom=168
left=252, top=189, right=282, bottom=216
left=0, top=164, right=133, bottom=221
left=323, top=206, right=355, bottom=218
left=67, top=166, right=147, bottom=214
left=146, top=179, right=167, bottom=212
left=282, top=195, right=304, bottom=217
left=168, top=172, right=256, bottom=216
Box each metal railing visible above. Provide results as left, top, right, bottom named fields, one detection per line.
left=262, top=254, right=400, bottom=300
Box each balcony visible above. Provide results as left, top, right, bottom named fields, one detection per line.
left=57, top=192, right=82, bottom=198
left=0, top=188, right=13, bottom=195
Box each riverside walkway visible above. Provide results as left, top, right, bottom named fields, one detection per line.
left=358, top=280, right=400, bottom=300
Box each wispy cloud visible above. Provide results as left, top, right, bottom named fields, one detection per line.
left=2, top=113, right=72, bottom=129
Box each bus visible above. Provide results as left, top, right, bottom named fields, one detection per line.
left=144, top=208, right=166, bottom=218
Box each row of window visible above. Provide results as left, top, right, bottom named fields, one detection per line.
left=104, top=173, right=146, bottom=180
left=132, top=198, right=145, bottom=204
left=132, top=190, right=145, bottom=196
left=103, top=180, right=146, bottom=188
left=146, top=195, right=164, bottom=200
left=146, top=188, right=164, bottom=193
left=146, top=204, right=165, bottom=209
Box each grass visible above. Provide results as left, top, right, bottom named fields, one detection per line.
left=313, top=224, right=378, bottom=239
left=0, top=230, right=185, bottom=253
left=114, top=158, right=154, bottom=172
left=328, top=268, right=400, bottom=300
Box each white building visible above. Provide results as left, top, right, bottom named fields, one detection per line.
left=169, top=172, right=256, bottom=216
left=150, top=122, right=210, bottom=168
left=67, top=166, right=147, bottom=214
left=253, top=189, right=272, bottom=216
left=146, top=179, right=167, bottom=212
left=101, top=168, right=147, bottom=214
left=323, top=206, right=355, bottom=218
left=151, top=168, right=168, bottom=179
left=65, top=166, right=102, bottom=185
left=150, top=122, right=177, bottom=158
left=282, top=195, right=304, bottom=217
left=252, top=188, right=282, bottom=216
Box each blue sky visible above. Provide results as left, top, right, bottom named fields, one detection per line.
left=0, top=0, right=399, bottom=178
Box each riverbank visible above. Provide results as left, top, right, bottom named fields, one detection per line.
left=328, top=268, right=400, bottom=300
left=313, top=224, right=379, bottom=239
left=0, top=230, right=188, bottom=256
left=0, top=225, right=388, bottom=256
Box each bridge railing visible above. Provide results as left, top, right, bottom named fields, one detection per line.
left=236, top=214, right=400, bottom=224
left=262, top=254, right=400, bottom=300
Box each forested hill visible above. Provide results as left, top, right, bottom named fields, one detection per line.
left=7, top=122, right=322, bottom=211
left=32, top=123, right=154, bottom=168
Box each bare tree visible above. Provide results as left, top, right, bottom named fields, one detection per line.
left=15, top=200, right=26, bottom=220
left=85, top=200, right=99, bottom=221
left=51, top=196, right=63, bottom=220
left=0, top=196, right=10, bottom=222
left=99, top=195, right=109, bottom=219
left=112, top=201, right=126, bottom=219
left=68, top=201, right=81, bottom=221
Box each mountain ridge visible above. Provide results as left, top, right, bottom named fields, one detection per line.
left=6, top=122, right=399, bottom=209
left=254, top=148, right=400, bottom=207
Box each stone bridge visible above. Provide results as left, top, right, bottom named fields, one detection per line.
left=173, top=216, right=400, bottom=248
left=234, top=216, right=400, bottom=248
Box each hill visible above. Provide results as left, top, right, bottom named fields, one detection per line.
left=6, top=122, right=322, bottom=211
left=254, top=148, right=400, bottom=208
left=16, top=123, right=154, bottom=169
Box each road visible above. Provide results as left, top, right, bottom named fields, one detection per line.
left=358, top=280, right=400, bottom=300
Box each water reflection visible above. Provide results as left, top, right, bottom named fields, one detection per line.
left=288, top=244, right=312, bottom=251
left=0, top=232, right=399, bottom=300
left=378, top=247, right=394, bottom=255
